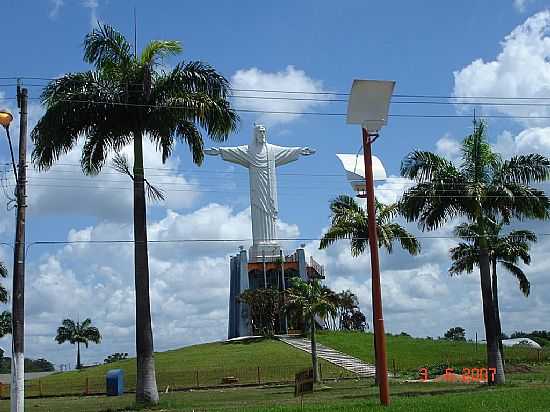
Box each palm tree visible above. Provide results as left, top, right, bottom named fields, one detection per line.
left=0, top=261, right=11, bottom=337
left=319, top=195, right=421, bottom=257
left=55, top=318, right=101, bottom=369
left=449, top=220, right=536, bottom=361
left=286, top=278, right=336, bottom=383
left=400, top=121, right=550, bottom=384
left=31, top=24, right=237, bottom=403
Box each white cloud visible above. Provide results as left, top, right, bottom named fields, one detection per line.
left=25, top=139, right=201, bottom=222
left=453, top=11, right=550, bottom=128
left=82, top=0, right=100, bottom=28
left=2, top=204, right=300, bottom=366
left=513, top=0, right=533, bottom=12
left=374, top=176, right=413, bottom=205
left=494, top=127, right=550, bottom=158
left=436, top=134, right=462, bottom=163
left=231, top=66, right=326, bottom=127
left=49, top=0, right=64, bottom=18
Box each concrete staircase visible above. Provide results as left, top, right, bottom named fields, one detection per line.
left=278, top=335, right=376, bottom=378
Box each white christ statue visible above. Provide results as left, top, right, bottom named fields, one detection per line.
left=205, top=124, right=315, bottom=261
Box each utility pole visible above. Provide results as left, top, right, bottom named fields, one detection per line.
left=11, top=86, right=28, bottom=412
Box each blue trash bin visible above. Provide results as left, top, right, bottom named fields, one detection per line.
left=106, top=369, right=124, bottom=396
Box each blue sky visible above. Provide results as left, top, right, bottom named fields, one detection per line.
left=1, top=0, right=550, bottom=367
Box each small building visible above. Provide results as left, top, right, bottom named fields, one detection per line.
left=502, top=338, right=542, bottom=349
left=227, top=246, right=324, bottom=339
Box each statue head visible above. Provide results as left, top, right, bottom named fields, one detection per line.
left=254, top=124, right=267, bottom=145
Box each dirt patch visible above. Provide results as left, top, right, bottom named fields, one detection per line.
left=505, top=364, right=533, bottom=373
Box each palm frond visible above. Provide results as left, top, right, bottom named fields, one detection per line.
left=32, top=71, right=131, bottom=172
left=0, top=261, right=7, bottom=278
left=499, top=260, right=530, bottom=297
left=150, top=65, right=238, bottom=141
left=111, top=153, right=133, bottom=178
left=495, top=154, right=550, bottom=185
left=83, top=23, right=132, bottom=70
left=0, top=285, right=7, bottom=305
left=400, top=151, right=457, bottom=182
left=385, top=223, right=421, bottom=256
left=449, top=243, right=478, bottom=275
left=84, top=326, right=102, bottom=344
left=145, top=179, right=165, bottom=202
left=140, top=40, right=182, bottom=66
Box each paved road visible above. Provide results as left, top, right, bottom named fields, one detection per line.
left=0, top=371, right=56, bottom=384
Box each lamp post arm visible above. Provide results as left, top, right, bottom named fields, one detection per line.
left=3, top=126, right=18, bottom=185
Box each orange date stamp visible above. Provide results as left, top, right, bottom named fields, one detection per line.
left=419, top=367, right=496, bottom=383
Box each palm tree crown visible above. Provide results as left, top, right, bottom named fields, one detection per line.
left=56, top=318, right=101, bottom=370
left=400, top=122, right=550, bottom=228
left=319, top=194, right=421, bottom=256
left=449, top=220, right=535, bottom=296
left=32, top=23, right=238, bottom=172
left=56, top=318, right=101, bottom=346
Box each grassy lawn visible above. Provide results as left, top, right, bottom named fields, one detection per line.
left=317, top=331, right=547, bottom=372
left=1, top=371, right=549, bottom=411
left=4, top=331, right=547, bottom=403
left=16, top=338, right=349, bottom=397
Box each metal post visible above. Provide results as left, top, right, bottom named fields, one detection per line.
left=362, top=128, right=390, bottom=406
left=280, top=250, right=288, bottom=334
left=11, top=87, right=28, bottom=412
left=262, top=252, right=267, bottom=288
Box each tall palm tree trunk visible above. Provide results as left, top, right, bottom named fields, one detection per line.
left=491, top=258, right=505, bottom=365
left=133, top=132, right=159, bottom=404
left=479, top=237, right=505, bottom=384
left=76, top=342, right=81, bottom=370
left=310, top=316, right=320, bottom=383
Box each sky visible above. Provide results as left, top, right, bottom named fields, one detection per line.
left=1, top=0, right=550, bottom=368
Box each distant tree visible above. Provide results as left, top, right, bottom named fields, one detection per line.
left=55, top=318, right=101, bottom=369
left=0, top=309, right=11, bottom=338
left=342, top=309, right=367, bottom=331
left=286, top=278, right=336, bottom=383
left=444, top=327, right=466, bottom=341
left=26, top=358, right=55, bottom=372
left=0, top=261, right=11, bottom=338
left=238, top=288, right=283, bottom=337
left=0, top=357, right=55, bottom=373
left=105, top=352, right=129, bottom=364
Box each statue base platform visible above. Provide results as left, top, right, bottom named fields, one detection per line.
left=248, top=244, right=281, bottom=262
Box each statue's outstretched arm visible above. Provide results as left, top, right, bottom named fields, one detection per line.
left=301, top=147, right=316, bottom=156
left=204, top=147, right=221, bottom=156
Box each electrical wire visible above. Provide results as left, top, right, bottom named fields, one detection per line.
left=0, top=231, right=546, bottom=250
left=5, top=78, right=550, bottom=101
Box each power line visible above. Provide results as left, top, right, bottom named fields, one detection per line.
left=6, top=78, right=550, bottom=101
left=0, top=231, right=545, bottom=249
left=8, top=97, right=550, bottom=119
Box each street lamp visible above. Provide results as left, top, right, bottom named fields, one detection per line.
left=0, top=109, right=18, bottom=183
left=346, top=79, right=395, bottom=406
left=336, top=153, right=387, bottom=197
